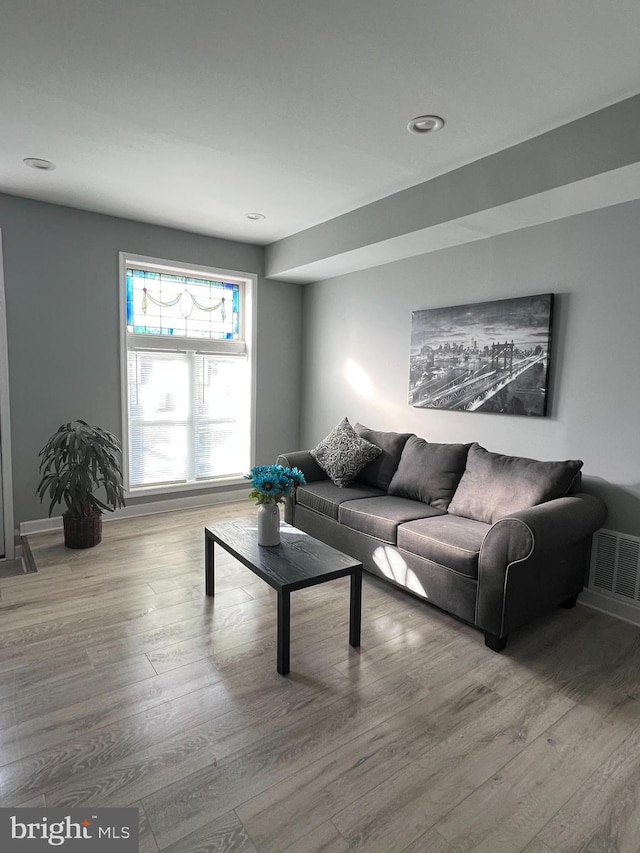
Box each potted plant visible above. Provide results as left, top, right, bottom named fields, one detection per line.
left=36, top=419, right=126, bottom=548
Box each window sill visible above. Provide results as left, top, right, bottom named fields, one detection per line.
left=125, top=476, right=248, bottom=500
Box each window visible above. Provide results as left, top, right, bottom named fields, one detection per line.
left=120, top=253, right=254, bottom=495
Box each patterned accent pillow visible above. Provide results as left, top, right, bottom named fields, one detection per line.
left=310, top=417, right=382, bottom=487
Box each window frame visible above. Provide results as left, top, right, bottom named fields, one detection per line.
left=119, top=251, right=256, bottom=498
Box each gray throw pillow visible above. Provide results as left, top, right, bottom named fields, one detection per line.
left=448, top=442, right=583, bottom=524
left=353, top=423, right=414, bottom=491
left=310, top=417, right=382, bottom=487
left=387, top=436, right=471, bottom=510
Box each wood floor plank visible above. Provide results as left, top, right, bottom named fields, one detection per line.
left=0, top=586, right=208, bottom=652
left=147, top=569, right=393, bottom=672
left=281, top=821, right=350, bottom=853
left=143, top=575, right=391, bottom=675
left=142, top=671, right=452, bottom=849
left=159, top=809, right=259, bottom=853
left=434, top=701, right=636, bottom=853
left=537, top=724, right=640, bottom=853
left=0, top=655, right=157, bottom=727
left=85, top=596, right=278, bottom=666
left=539, top=614, right=640, bottom=708
left=0, top=649, right=94, bottom=702
left=146, top=575, right=200, bottom=594
left=0, top=576, right=110, bottom=605
left=0, top=657, right=220, bottom=766
left=0, top=672, right=318, bottom=805
left=14, top=793, right=47, bottom=808
left=234, top=675, right=497, bottom=853
left=0, top=587, right=143, bottom=631
left=27, top=540, right=189, bottom=572
left=332, top=608, right=480, bottom=690
left=5, top=502, right=638, bottom=853
left=0, top=562, right=72, bottom=589
left=331, top=678, right=576, bottom=853
left=520, top=840, right=556, bottom=853
left=400, top=828, right=453, bottom=853
left=467, top=606, right=600, bottom=697
left=41, top=666, right=351, bottom=811
left=0, top=579, right=197, bottom=632
left=130, top=801, right=159, bottom=853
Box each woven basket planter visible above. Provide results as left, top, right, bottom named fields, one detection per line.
left=63, top=511, right=103, bottom=549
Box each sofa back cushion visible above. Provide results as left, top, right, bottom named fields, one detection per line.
left=353, top=423, right=414, bottom=491
left=387, top=436, right=471, bottom=510
left=448, top=442, right=583, bottom=524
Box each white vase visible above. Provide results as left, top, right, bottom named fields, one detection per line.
left=257, top=503, right=281, bottom=546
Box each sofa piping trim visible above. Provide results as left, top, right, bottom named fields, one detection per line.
left=401, top=529, right=482, bottom=557
left=475, top=516, right=535, bottom=637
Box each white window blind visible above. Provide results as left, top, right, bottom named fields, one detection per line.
left=127, top=351, right=249, bottom=487
left=120, top=253, right=254, bottom=494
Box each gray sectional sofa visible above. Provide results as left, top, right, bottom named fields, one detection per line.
left=277, top=422, right=607, bottom=650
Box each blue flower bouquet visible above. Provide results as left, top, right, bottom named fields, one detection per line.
left=244, top=464, right=306, bottom=505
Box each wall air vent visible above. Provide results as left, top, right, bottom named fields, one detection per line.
left=589, top=529, right=640, bottom=604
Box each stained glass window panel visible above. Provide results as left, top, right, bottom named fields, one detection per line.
left=126, top=268, right=239, bottom=340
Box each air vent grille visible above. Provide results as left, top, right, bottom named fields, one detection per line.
left=589, top=529, right=640, bottom=604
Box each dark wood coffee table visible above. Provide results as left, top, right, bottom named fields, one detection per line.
left=204, top=519, right=362, bottom=675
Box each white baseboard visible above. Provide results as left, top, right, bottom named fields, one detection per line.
left=579, top=587, right=640, bottom=628
left=19, top=518, right=62, bottom=536
left=19, top=488, right=250, bottom=537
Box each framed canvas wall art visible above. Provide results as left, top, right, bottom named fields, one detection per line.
left=409, top=293, right=554, bottom=416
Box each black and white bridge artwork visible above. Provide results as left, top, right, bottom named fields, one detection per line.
left=409, top=293, right=554, bottom=417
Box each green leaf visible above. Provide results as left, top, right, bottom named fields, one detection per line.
left=36, top=420, right=125, bottom=518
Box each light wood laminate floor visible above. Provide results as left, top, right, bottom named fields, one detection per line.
left=1, top=501, right=639, bottom=852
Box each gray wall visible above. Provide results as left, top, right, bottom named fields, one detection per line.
left=300, top=199, right=640, bottom=536
left=0, top=193, right=303, bottom=528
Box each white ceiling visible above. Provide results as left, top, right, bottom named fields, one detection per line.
left=1, top=0, right=640, bottom=248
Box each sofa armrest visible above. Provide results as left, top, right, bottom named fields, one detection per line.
left=276, top=451, right=328, bottom=525
left=276, top=450, right=328, bottom=484
left=481, top=493, right=607, bottom=564
left=476, top=493, right=607, bottom=638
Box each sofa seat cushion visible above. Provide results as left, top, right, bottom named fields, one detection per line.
left=338, top=496, right=445, bottom=544
left=353, top=424, right=414, bottom=491
left=448, top=443, right=584, bottom=524
left=296, top=481, right=386, bottom=520
left=388, top=436, right=470, bottom=510
left=397, top=515, right=490, bottom=579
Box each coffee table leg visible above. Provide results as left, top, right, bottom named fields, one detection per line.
left=277, top=589, right=291, bottom=676
left=349, top=566, right=362, bottom=647
left=205, top=533, right=215, bottom=597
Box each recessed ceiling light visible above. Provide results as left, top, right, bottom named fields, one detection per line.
left=245, top=212, right=265, bottom=221
left=407, top=115, right=445, bottom=135
left=23, top=157, right=56, bottom=171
